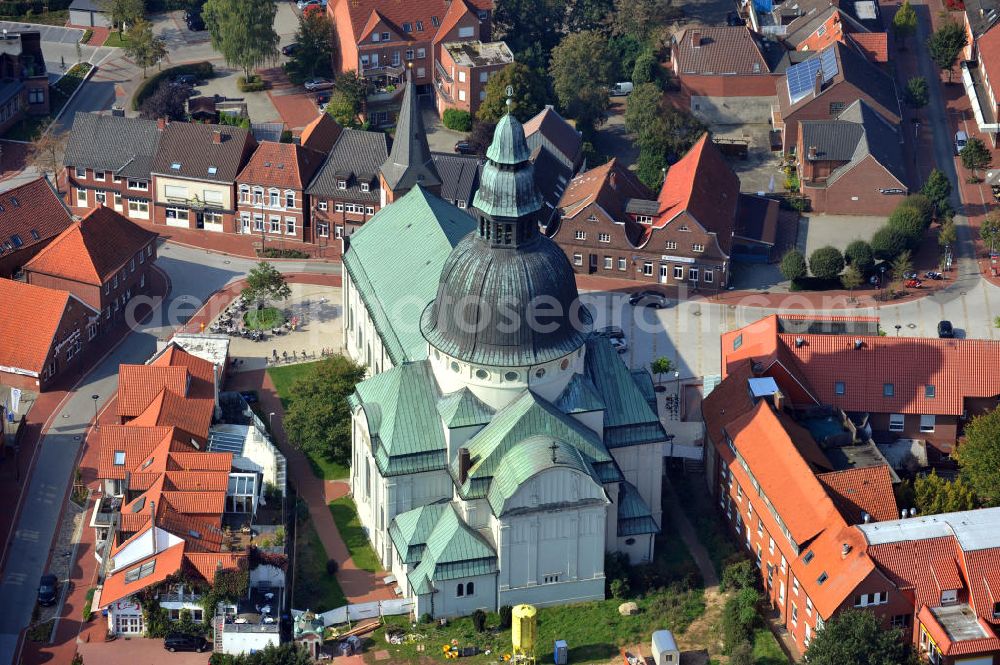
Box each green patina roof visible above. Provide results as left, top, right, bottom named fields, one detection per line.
left=486, top=113, right=533, bottom=165
left=342, top=186, right=476, bottom=364
left=352, top=361, right=447, bottom=476
left=406, top=504, right=498, bottom=592
left=556, top=373, right=606, bottom=414
left=617, top=480, right=660, bottom=537
left=630, top=369, right=659, bottom=412
left=472, top=112, right=543, bottom=219
left=389, top=502, right=449, bottom=565
left=437, top=388, right=495, bottom=428
left=486, top=436, right=604, bottom=516
left=585, top=336, right=668, bottom=448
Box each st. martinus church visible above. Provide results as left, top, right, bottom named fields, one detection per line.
left=342, top=76, right=668, bottom=618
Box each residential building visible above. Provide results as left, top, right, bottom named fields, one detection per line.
left=961, top=18, right=1000, bottom=147
left=0, top=177, right=73, bottom=278
left=0, top=31, right=49, bottom=135
left=328, top=0, right=493, bottom=125
left=774, top=42, right=900, bottom=153
left=431, top=152, right=482, bottom=211
left=297, top=112, right=343, bottom=154
left=720, top=314, right=1000, bottom=458
left=23, top=206, right=158, bottom=328
left=236, top=141, right=325, bottom=244
left=435, top=40, right=512, bottom=117
left=64, top=111, right=163, bottom=222
left=0, top=278, right=99, bottom=391
left=797, top=99, right=907, bottom=215
left=671, top=26, right=788, bottom=100
left=347, top=110, right=665, bottom=617
left=960, top=0, right=1000, bottom=61
left=379, top=72, right=442, bottom=205
left=523, top=106, right=584, bottom=175
left=306, top=128, right=390, bottom=249
left=150, top=122, right=257, bottom=233
left=781, top=0, right=887, bottom=62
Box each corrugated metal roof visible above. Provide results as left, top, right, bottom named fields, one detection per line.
left=437, top=388, right=494, bottom=428
left=859, top=507, right=1000, bottom=551
left=406, top=504, right=497, bottom=590
left=555, top=373, right=605, bottom=414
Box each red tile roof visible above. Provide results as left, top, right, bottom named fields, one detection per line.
left=917, top=604, right=1000, bottom=656
left=557, top=158, right=654, bottom=221
left=299, top=113, right=343, bottom=154
left=117, top=365, right=189, bottom=417
left=186, top=552, right=245, bottom=584
left=162, top=490, right=226, bottom=514
left=817, top=466, right=899, bottom=523
left=0, top=279, right=95, bottom=375
left=150, top=344, right=216, bottom=399
left=338, top=0, right=490, bottom=44
left=673, top=26, right=773, bottom=75
left=964, top=547, right=1000, bottom=622
left=236, top=141, right=326, bottom=190
left=0, top=177, right=73, bottom=261
left=24, top=206, right=157, bottom=286
left=97, top=425, right=176, bottom=479
left=701, top=359, right=757, bottom=445
left=129, top=389, right=215, bottom=441
left=930, top=556, right=964, bottom=592
left=847, top=31, right=889, bottom=63
left=978, top=25, right=1000, bottom=105
left=653, top=134, right=739, bottom=254
left=100, top=541, right=186, bottom=607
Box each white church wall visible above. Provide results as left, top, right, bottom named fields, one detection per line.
left=430, top=573, right=497, bottom=618
left=603, top=482, right=619, bottom=550
left=444, top=423, right=486, bottom=467
left=616, top=534, right=654, bottom=564
left=569, top=409, right=604, bottom=439
left=343, top=268, right=392, bottom=376
left=611, top=441, right=665, bottom=525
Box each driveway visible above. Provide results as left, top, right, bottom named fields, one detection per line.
left=594, top=100, right=638, bottom=168
left=78, top=638, right=209, bottom=665
left=422, top=106, right=464, bottom=153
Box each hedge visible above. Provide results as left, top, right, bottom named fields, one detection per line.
left=442, top=108, right=472, bottom=132
left=81, top=29, right=93, bottom=44
left=237, top=75, right=266, bottom=92
left=132, top=61, right=214, bottom=111
left=0, top=0, right=70, bottom=14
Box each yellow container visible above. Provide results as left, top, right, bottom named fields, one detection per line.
left=511, top=604, right=537, bottom=654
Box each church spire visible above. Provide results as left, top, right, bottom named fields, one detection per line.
left=379, top=66, right=441, bottom=204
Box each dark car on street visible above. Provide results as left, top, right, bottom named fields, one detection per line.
left=937, top=320, right=954, bottom=338
left=164, top=633, right=208, bottom=652
left=628, top=290, right=670, bottom=308
left=454, top=141, right=476, bottom=155
left=37, top=574, right=57, bottom=606
left=185, top=10, right=205, bottom=30
left=282, top=42, right=300, bottom=56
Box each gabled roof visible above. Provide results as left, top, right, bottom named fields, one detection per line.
left=557, top=158, right=654, bottom=221
left=673, top=26, right=776, bottom=75
left=306, top=128, right=389, bottom=200
left=430, top=152, right=481, bottom=208
left=299, top=113, right=343, bottom=154
left=97, top=425, right=176, bottom=479
left=236, top=141, right=326, bottom=190
left=337, top=0, right=490, bottom=45
left=653, top=134, right=739, bottom=254
left=817, top=465, right=899, bottom=524
left=100, top=540, right=186, bottom=607
left=406, top=504, right=497, bottom=593
left=129, top=388, right=215, bottom=441
left=24, top=206, right=157, bottom=286
left=0, top=279, right=95, bottom=375
left=117, top=365, right=189, bottom=417
left=149, top=343, right=216, bottom=399
left=437, top=387, right=494, bottom=428
left=389, top=501, right=449, bottom=565
left=0, top=177, right=73, bottom=261
left=342, top=186, right=475, bottom=364
left=530, top=145, right=573, bottom=219
left=380, top=72, right=441, bottom=194
left=783, top=42, right=899, bottom=120
left=151, top=122, right=256, bottom=183
left=523, top=106, right=583, bottom=171
left=63, top=112, right=162, bottom=177
left=978, top=24, right=1000, bottom=104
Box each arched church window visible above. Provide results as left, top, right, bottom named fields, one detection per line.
left=475, top=369, right=489, bottom=380
left=560, top=359, right=569, bottom=371
left=535, top=368, right=546, bottom=378
left=451, top=361, right=461, bottom=373
left=456, top=583, right=464, bottom=597
left=504, top=371, right=518, bottom=381
left=466, top=582, right=474, bottom=595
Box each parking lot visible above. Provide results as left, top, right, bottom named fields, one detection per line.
left=0, top=21, right=83, bottom=44
left=78, top=638, right=209, bottom=665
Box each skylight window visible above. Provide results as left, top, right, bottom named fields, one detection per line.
left=10, top=234, right=22, bottom=248
left=803, top=550, right=815, bottom=564
left=817, top=572, right=828, bottom=585
left=141, top=456, right=154, bottom=469
left=114, top=451, right=126, bottom=465
left=189, top=529, right=202, bottom=539
left=124, top=559, right=156, bottom=583
left=10, top=197, right=19, bottom=207
left=30, top=229, right=40, bottom=240
left=208, top=166, right=218, bottom=175
left=170, top=162, right=182, bottom=170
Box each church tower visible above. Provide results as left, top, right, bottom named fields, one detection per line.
left=378, top=68, right=442, bottom=206
left=420, top=103, right=593, bottom=410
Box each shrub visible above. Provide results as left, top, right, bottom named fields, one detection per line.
left=779, top=249, right=807, bottom=281
left=722, top=587, right=761, bottom=654
left=81, top=29, right=93, bottom=44
left=809, top=246, right=845, bottom=280
left=471, top=609, right=487, bottom=632
left=720, top=559, right=757, bottom=593
left=631, top=49, right=661, bottom=87
left=887, top=205, right=926, bottom=249
left=132, top=61, right=214, bottom=110
left=280, top=129, right=294, bottom=143
left=609, top=577, right=630, bottom=599
left=898, top=194, right=935, bottom=229
left=419, top=613, right=434, bottom=624
left=259, top=247, right=310, bottom=259
left=443, top=108, right=473, bottom=132
left=871, top=225, right=909, bottom=260
left=729, top=641, right=754, bottom=665
left=498, top=605, right=513, bottom=629
left=238, top=75, right=267, bottom=92
left=844, top=240, right=875, bottom=274
left=326, top=559, right=338, bottom=576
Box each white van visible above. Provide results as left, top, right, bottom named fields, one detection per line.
left=610, top=81, right=634, bottom=96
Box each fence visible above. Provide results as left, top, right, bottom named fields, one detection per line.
left=292, top=598, right=416, bottom=627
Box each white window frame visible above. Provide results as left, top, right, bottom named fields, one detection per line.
left=318, top=201, right=328, bottom=211
left=76, top=188, right=87, bottom=206
left=575, top=230, right=586, bottom=240
left=93, top=170, right=106, bottom=182
left=74, top=166, right=86, bottom=179
left=598, top=233, right=611, bottom=243
left=889, top=413, right=905, bottom=432
left=285, top=217, right=296, bottom=235
left=919, top=414, right=935, bottom=432
left=573, top=253, right=582, bottom=266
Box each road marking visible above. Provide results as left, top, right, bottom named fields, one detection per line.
left=982, top=281, right=996, bottom=339
left=14, top=530, right=38, bottom=542
left=4, top=572, right=26, bottom=585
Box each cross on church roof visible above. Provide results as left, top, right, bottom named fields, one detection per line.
left=549, top=439, right=559, bottom=464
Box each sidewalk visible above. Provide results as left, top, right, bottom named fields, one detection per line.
left=124, top=219, right=342, bottom=261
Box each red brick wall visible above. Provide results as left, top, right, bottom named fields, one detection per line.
left=803, top=156, right=907, bottom=216
left=867, top=412, right=959, bottom=455
left=67, top=171, right=154, bottom=223
left=677, top=73, right=780, bottom=98
left=236, top=184, right=310, bottom=243
left=0, top=241, right=54, bottom=278
left=310, top=195, right=381, bottom=254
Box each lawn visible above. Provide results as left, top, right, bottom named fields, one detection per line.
left=668, top=469, right=738, bottom=577
left=328, top=496, right=382, bottom=573
left=293, top=517, right=346, bottom=612
left=372, top=586, right=705, bottom=664
left=244, top=306, right=286, bottom=330
left=266, top=362, right=349, bottom=480
left=752, top=628, right=788, bottom=665
left=103, top=31, right=130, bottom=48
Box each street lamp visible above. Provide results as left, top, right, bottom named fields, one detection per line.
left=269, top=412, right=275, bottom=429
left=894, top=324, right=902, bottom=336
left=666, top=433, right=676, bottom=469
left=91, top=394, right=100, bottom=429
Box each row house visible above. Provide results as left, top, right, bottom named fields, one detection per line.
left=435, top=40, right=512, bottom=117
left=23, top=206, right=158, bottom=332
left=149, top=122, right=257, bottom=233
left=236, top=141, right=325, bottom=244
left=670, top=26, right=788, bottom=102
left=779, top=0, right=887, bottom=62
left=960, top=0, right=1000, bottom=147
left=64, top=111, right=162, bottom=222
left=0, top=278, right=99, bottom=392
left=720, top=314, right=1000, bottom=459
left=550, top=134, right=777, bottom=288
left=0, top=177, right=73, bottom=278
left=0, top=31, right=50, bottom=135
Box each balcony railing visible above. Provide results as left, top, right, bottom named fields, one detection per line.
left=164, top=196, right=224, bottom=210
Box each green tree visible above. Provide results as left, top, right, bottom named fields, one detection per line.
left=780, top=249, right=807, bottom=281
left=959, top=407, right=1000, bottom=505
left=871, top=225, right=909, bottom=260
left=892, top=0, right=917, bottom=49
left=904, top=76, right=929, bottom=110
left=926, top=20, right=968, bottom=83
left=102, top=0, right=144, bottom=33
left=891, top=249, right=914, bottom=282
left=203, top=0, right=279, bottom=78
left=981, top=212, right=1000, bottom=253
left=841, top=265, right=864, bottom=293
left=631, top=49, right=661, bottom=87
left=809, top=246, right=845, bottom=280
left=242, top=261, right=291, bottom=307
left=960, top=136, right=992, bottom=178
left=914, top=471, right=978, bottom=515
left=887, top=206, right=926, bottom=249
left=921, top=168, right=952, bottom=212
left=720, top=559, right=758, bottom=592
left=804, top=609, right=911, bottom=665
left=609, top=35, right=643, bottom=83
left=478, top=63, right=550, bottom=123
left=938, top=218, right=957, bottom=248
left=565, top=0, right=613, bottom=33
left=123, top=19, right=166, bottom=78
left=626, top=87, right=704, bottom=188
left=326, top=70, right=366, bottom=127
left=493, top=0, right=566, bottom=68
left=844, top=240, right=875, bottom=274
left=636, top=148, right=668, bottom=190
left=283, top=355, right=367, bottom=467
left=138, top=81, right=192, bottom=120
left=549, top=31, right=613, bottom=132
left=722, top=587, right=761, bottom=654
left=624, top=82, right=662, bottom=138
left=610, top=0, right=680, bottom=42
left=650, top=357, right=673, bottom=383
left=285, top=11, right=335, bottom=84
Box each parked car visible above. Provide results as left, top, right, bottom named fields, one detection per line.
left=628, top=290, right=670, bottom=308
left=905, top=278, right=922, bottom=289
left=296, top=0, right=324, bottom=9
left=172, top=73, right=198, bottom=86
left=454, top=141, right=476, bottom=155
left=925, top=271, right=943, bottom=280
left=609, top=81, right=634, bottom=96
left=595, top=325, right=625, bottom=339
left=164, top=633, right=208, bottom=653
left=184, top=10, right=204, bottom=30
left=37, top=574, right=57, bottom=607
left=304, top=78, right=334, bottom=91
left=955, top=130, right=968, bottom=155
left=281, top=42, right=299, bottom=56
left=937, top=320, right=955, bottom=338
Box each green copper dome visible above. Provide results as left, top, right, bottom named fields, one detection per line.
left=473, top=114, right=542, bottom=219
left=486, top=113, right=533, bottom=165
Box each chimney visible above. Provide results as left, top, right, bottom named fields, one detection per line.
left=807, top=145, right=818, bottom=160
left=813, top=67, right=823, bottom=96
left=691, top=30, right=702, bottom=47
left=772, top=389, right=785, bottom=412
left=156, top=117, right=167, bottom=131
left=795, top=337, right=805, bottom=347
left=212, top=130, right=223, bottom=144
left=458, top=447, right=471, bottom=484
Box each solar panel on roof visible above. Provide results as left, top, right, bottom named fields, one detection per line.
left=786, top=48, right=839, bottom=104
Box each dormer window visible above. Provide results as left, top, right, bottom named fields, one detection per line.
left=941, top=589, right=958, bottom=605
left=360, top=182, right=369, bottom=192
left=402, top=22, right=411, bottom=31
left=381, top=32, right=390, bottom=41
left=338, top=179, right=347, bottom=190
left=170, top=162, right=181, bottom=170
